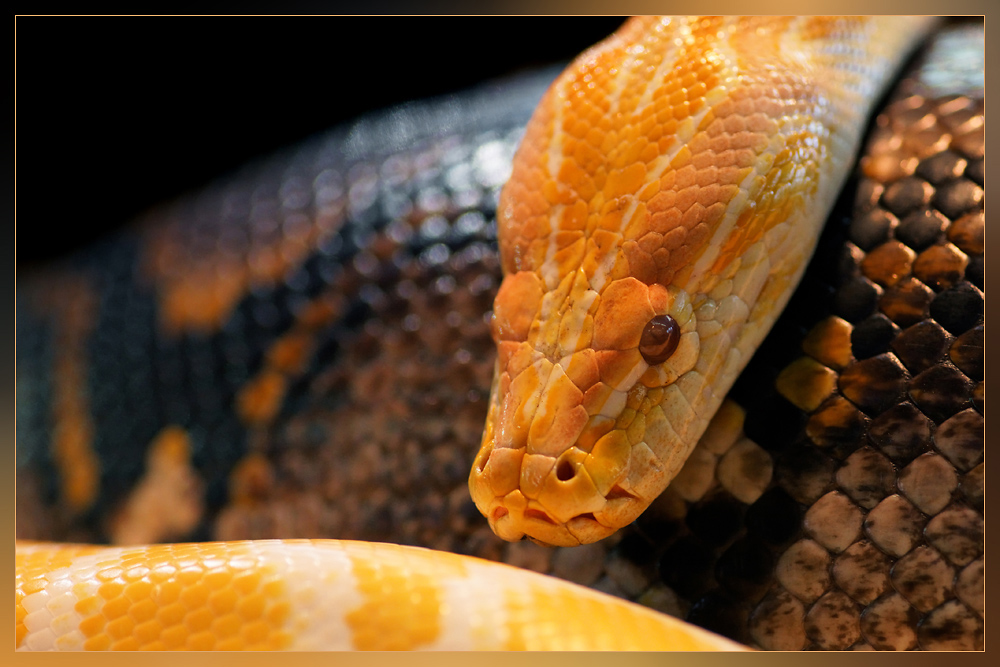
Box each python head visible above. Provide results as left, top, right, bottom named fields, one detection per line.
left=469, top=16, right=931, bottom=546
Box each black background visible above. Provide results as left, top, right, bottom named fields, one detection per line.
left=15, top=16, right=626, bottom=269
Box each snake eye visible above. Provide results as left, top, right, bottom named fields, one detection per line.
left=639, top=314, right=681, bottom=365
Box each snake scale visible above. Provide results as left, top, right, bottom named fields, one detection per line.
left=16, top=17, right=983, bottom=650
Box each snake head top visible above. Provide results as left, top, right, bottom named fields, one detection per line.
left=469, top=16, right=935, bottom=546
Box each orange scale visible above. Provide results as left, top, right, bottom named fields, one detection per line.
left=95, top=567, right=124, bottom=583
left=694, top=162, right=721, bottom=186
left=83, top=634, right=112, bottom=651
left=78, top=613, right=106, bottom=637
left=198, top=555, right=229, bottom=570
left=689, top=80, right=708, bottom=100
left=105, top=614, right=135, bottom=640
left=148, top=567, right=177, bottom=585
left=207, top=587, right=239, bottom=616
left=697, top=183, right=725, bottom=208
left=133, top=618, right=163, bottom=645
left=97, top=580, right=125, bottom=602
left=177, top=567, right=206, bottom=586
left=155, top=601, right=187, bottom=627
left=672, top=101, right=692, bottom=121
left=123, top=579, right=153, bottom=602
left=210, top=613, right=243, bottom=639
left=111, top=636, right=141, bottom=651
left=17, top=578, right=45, bottom=597
left=656, top=107, right=678, bottom=126
left=171, top=557, right=201, bottom=570
left=712, top=97, right=736, bottom=120
left=203, top=568, right=234, bottom=590
left=161, top=624, right=189, bottom=648
left=184, top=607, right=215, bottom=633
left=187, top=631, right=216, bottom=651
left=261, top=579, right=284, bottom=599
left=179, top=583, right=210, bottom=610
left=216, top=637, right=246, bottom=651
left=126, top=597, right=158, bottom=624
left=638, top=103, right=658, bottom=122
left=151, top=579, right=182, bottom=604
left=118, top=553, right=147, bottom=568
left=226, top=556, right=258, bottom=572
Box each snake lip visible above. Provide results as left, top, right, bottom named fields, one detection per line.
left=507, top=507, right=620, bottom=548
left=490, top=509, right=526, bottom=542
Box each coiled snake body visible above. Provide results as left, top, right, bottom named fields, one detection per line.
left=16, top=17, right=983, bottom=650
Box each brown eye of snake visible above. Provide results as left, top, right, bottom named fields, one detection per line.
left=639, top=314, right=681, bottom=365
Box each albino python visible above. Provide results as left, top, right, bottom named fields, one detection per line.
left=16, top=17, right=984, bottom=650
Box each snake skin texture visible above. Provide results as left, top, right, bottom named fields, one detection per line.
left=16, top=540, right=746, bottom=650
left=471, top=16, right=935, bottom=547
left=16, top=18, right=982, bottom=651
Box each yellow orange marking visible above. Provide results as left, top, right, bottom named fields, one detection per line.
left=235, top=288, right=347, bottom=428
left=108, top=426, right=204, bottom=544
left=266, top=331, right=313, bottom=374
left=27, top=276, right=102, bottom=513
left=228, top=451, right=276, bottom=506
left=237, top=370, right=288, bottom=426
left=503, top=579, right=736, bottom=650
left=141, top=190, right=346, bottom=335
left=345, top=545, right=467, bottom=650
left=69, top=544, right=292, bottom=650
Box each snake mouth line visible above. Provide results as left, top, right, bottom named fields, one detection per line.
left=486, top=488, right=640, bottom=547
left=495, top=507, right=603, bottom=528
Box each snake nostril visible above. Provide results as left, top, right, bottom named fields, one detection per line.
left=492, top=506, right=509, bottom=521
left=556, top=460, right=575, bottom=481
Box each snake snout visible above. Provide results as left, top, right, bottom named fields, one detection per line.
left=470, top=436, right=652, bottom=547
